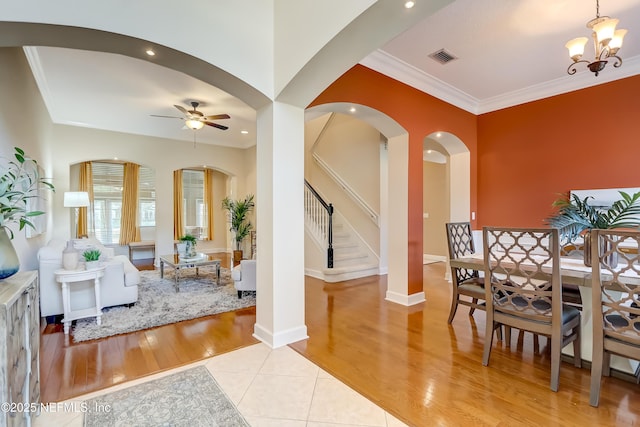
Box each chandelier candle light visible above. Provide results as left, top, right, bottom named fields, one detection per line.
left=565, top=0, right=627, bottom=76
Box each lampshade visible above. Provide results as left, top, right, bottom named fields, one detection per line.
left=185, top=119, right=204, bottom=130
left=566, top=37, right=588, bottom=61
left=609, top=29, right=627, bottom=52
left=592, top=18, right=618, bottom=44
left=63, top=191, right=90, bottom=208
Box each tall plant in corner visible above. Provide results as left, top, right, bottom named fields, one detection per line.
left=0, top=147, right=55, bottom=279
left=222, top=194, right=254, bottom=262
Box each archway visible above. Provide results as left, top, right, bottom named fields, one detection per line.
left=422, top=131, right=472, bottom=280
left=306, top=102, right=421, bottom=305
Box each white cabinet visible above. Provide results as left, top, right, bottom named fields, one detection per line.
left=0, top=271, right=40, bottom=427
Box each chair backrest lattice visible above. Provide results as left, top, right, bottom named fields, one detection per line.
left=591, top=230, right=640, bottom=345
left=483, top=227, right=561, bottom=323
left=446, top=222, right=479, bottom=283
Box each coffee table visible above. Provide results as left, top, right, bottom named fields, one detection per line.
left=159, top=253, right=221, bottom=291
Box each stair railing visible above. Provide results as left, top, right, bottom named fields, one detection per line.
left=304, top=180, right=334, bottom=268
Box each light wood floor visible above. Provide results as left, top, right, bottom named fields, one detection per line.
left=40, top=261, right=639, bottom=426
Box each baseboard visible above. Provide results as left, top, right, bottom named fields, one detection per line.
left=253, top=323, right=309, bottom=348
left=385, top=290, right=426, bottom=306
left=304, top=268, right=324, bottom=280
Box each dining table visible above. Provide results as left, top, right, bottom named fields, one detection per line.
left=449, top=252, right=640, bottom=376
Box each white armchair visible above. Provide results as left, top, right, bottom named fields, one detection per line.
left=231, top=259, right=256, bottom=298
left=38, top=239, right=140, bottom=318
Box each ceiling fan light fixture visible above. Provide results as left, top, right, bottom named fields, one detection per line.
left=186, top=119, right=204, bottom=130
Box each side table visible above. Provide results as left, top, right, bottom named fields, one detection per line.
left=54, top=267, right=106, bottom=335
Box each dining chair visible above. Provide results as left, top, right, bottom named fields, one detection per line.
left=589, top=229, right=640, bottom=407
left=445, top=222, right=486, bottom=324
left=482, top=227, right=581, bottom=391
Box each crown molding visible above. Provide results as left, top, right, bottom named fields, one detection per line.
left=360, top=49, right=640, bottom=116
left=23, top=47, right=60, bottom=122
left=477, top=56, right=640, bottom=114
left=359, top=49, right=479, bottom=114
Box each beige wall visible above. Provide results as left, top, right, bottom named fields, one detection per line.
left=49, top=124, right=252, bottom=256
left=423, top=160, right=448, bottom=258
left=0, top=48, right=54, bottom=272
left=306, top=113, right=381, bottom=254
left=0, top=48, right=254, bottom=264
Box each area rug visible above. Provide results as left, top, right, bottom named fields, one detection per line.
left=84, top=365, right=249, bottom=426
left=72, top=267, right=255, bottom=342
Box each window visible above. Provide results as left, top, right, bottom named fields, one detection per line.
left=90, top=162, right=155, bottom=244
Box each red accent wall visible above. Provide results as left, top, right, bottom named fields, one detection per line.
left=311, top=66, right=640, bottom=296
left=477, top=75, right=640, bottom=228
left=310, top=65, right=477, bottom=295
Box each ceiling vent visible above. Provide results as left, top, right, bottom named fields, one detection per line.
left=428, top=49, right=458, bottom=65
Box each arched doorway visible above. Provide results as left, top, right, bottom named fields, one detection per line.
left=305, top=103, right=423, bottom=305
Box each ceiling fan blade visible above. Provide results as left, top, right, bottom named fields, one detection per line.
left=204, top=114, right=230, bottom=120
left=150, top=114, right=183, bottom=119
left=204, top=122, right=229, bottom=130
left=174, top=104, right=188, bottom=115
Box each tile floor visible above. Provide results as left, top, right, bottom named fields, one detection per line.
left=33, top=343, right=409, bottom=427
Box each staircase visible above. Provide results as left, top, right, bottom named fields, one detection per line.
left=322, top=219, right=378, bottom=282
left=304, top=181, right=378, bottom=282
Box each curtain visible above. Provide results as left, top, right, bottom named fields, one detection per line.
left=173, top=169, right=184, bottom=240
left=119, top=162, right=139, bottom=245
left=204, top=168, right=214, bottom=240
left=77, top=162, right=93, bottom=238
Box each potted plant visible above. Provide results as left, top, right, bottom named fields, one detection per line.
left=221, top=194, right=255, bottom=263
left=0, top=147, right=55, bottom=279
left=545, top=190, right=640, bottom=266
left=82, top=249, right=102, bottom=269
left=178, top=234, right=197, bottom=257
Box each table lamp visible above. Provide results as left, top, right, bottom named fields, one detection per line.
left=62, top=191, right=90, bottom=270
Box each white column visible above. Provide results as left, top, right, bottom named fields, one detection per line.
left=385, top=134, right=423, bottom=306
left=253, top=101, right=308, bottom=348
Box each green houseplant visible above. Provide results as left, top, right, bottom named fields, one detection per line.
left=545, top=190, right=640, bottom=266
left=178, top=234, right=197, bottom=257
left=82, top=249, right=101, bottom=269
left=221, top=194, right=254, bottom=262
left=1, top=147, right=55, bottom=279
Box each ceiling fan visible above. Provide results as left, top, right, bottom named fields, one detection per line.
left=151, top=101, right=230, bottom=131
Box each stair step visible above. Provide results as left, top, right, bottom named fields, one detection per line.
left=322, top=262, right=379, bottom=282
left=332, top=241, right=358, bottom=249
left=334, top=251, right=367, bottom=262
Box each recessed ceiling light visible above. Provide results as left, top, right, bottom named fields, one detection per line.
left=404, top=1, right=415, bottom=9
left=349, top=107, right=356, bottom=113
left=145, top=49, right=156, bottom=56
left=241, top=130, right=249, bottom=134
left=113, top=157, right=118, bottom=160
left=427, top=149, right=432, bottom=154
left=436, top=132, right=442, bottom=138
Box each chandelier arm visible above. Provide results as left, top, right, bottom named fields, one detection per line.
left=611, top=55, right=623, bottom=68
left=567, top=60, right=590, bottom=75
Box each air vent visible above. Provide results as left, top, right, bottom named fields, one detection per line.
left=428, top=49, right=458, bottom=65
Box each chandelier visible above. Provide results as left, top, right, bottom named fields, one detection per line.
left=565, top=0, right=627, bottom=76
